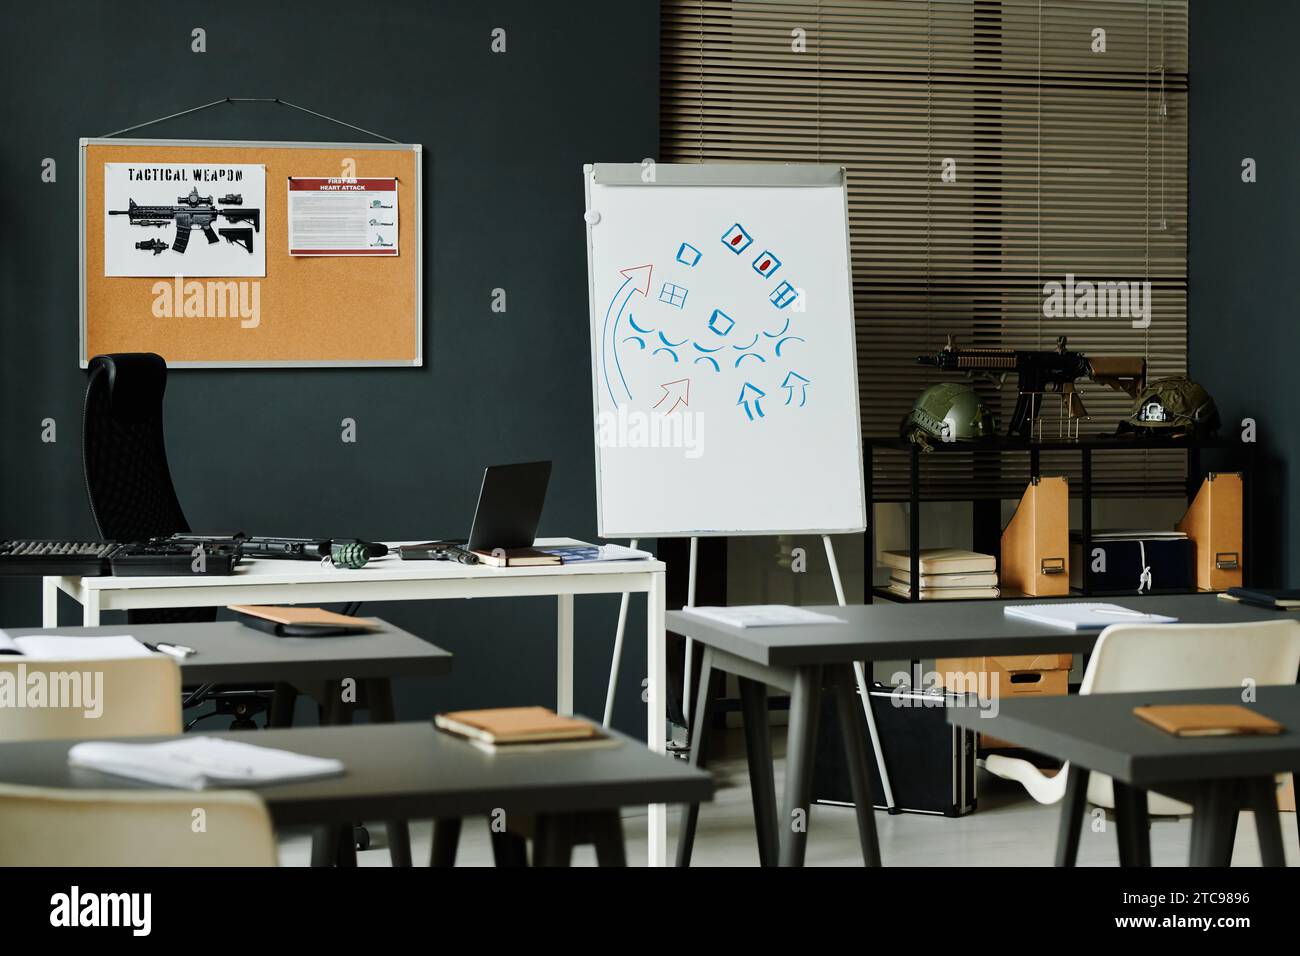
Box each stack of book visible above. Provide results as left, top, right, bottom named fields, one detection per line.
left=882, top=548, right=999, bottom=600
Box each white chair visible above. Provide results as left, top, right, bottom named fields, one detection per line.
left=0, top=783, right=276, bottom=866
left=985, top=619, right=1300, bottom=816
left=0, top=656, right=182, bottom=741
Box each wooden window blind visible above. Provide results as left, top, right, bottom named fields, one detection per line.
left=661, top=0, right=1189, bottom=499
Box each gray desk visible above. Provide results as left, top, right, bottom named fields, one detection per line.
left=2, top=620, right=453, bottom=687
left=950, top=685, right=1300, bottom=867
left=674, top=595, right=1283, bottom=666
left=5, top=619, right=452, bottom=866
left=0, top=721, right=713, bottom=867
left=668, top=595, right=1288, bottom=866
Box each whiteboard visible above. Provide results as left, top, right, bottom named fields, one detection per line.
left=584, top=163, right=866, bottom=538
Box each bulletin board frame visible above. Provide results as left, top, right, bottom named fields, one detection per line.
left=79, top=137, right=423, bottom=368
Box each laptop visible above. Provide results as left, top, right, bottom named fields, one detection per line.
left=400, top=461, right=552, bottom=562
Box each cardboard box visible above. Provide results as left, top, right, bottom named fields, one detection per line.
left=936, top=654, right=1072, bottom=749
left=1176, top=472, right=1244, bottom=591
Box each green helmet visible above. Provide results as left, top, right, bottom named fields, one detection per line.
left=1120, top=376, right=1220, bottom=436
left=901, top=382, right=997, bottom=449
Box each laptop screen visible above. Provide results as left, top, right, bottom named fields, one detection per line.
left=466, top=461, right=552, bottom=552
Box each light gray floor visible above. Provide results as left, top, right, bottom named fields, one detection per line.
left=277, top=729, right=1298, bottom=867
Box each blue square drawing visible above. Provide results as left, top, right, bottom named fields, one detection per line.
left=770, top=281, right=799, bottom=309
left=721, top=223, right=753, bottom=254
left=752, top=250, right=781, bottom=277
left=676, top=242, right=702, bottom=267
left=708, top=308, right=735, bottom=336
left=659, top=281, right=688, bottom=309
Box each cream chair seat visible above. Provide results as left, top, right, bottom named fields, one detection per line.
left=984, top=619, right=1300, bottom=816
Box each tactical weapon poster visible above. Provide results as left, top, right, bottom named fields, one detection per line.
left=287, top=178, right=399, bottom=256
left=103, top=163, right=266, bottom=277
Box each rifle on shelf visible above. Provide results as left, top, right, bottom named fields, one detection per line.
left=110, top=186, right=261, bottom=253
left=916, top=335, right=1147, bottom=439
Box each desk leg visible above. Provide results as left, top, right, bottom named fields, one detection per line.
left=430, top=818, right=462, bottom=867
left=41, top=577, right=58, bottom=627
left=1248, top=777, right=1285, bottom=867
left=533, top=814, right=575, bottom=867
left=1189, top=781, right=1237, bottom=867
left=82, top=590, right=100, bottom=626
left=738, top=677, right=779, bottom=866
left=675, top=647, right=716, bottom=867
left=1112, top=781, right=1151, bottom=867
left=646, top=570, right=668, bottom=868
left=831, top=664, right=881, bottom=867
left=366, top=678, right=412, bottom=867
left=556, top=593, right=574, bottom=716
left=1055, top=766, right=1090, bottom=867
left=778, top=665, right=823, bottom=867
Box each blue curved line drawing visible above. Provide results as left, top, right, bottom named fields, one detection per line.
left=658, top=331, right=688, bottom=348
left=601, top=275, right=636, bottom=405
left=622, top=336, right=646, bottom=349
left=763, top=317, right=791, bottom=339
left=732, top=333, right=760, bottom=351
left=775, top=335, right=806, bottom=357
left=692, top=342, right=724, bottom=353
left=653, top=347, right=679, bottom=363
left=628, top=315, right=654, bottom=334
left=734, top=352, right=766, bottom=367
left=693, top=356, right=721, bottom=372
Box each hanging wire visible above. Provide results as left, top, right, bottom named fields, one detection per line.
left=1037, top=0, right=1043, bottom=349
left=100, top=97, right=401, bottom=143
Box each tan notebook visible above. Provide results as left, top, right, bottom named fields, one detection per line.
left=888, top=582, right=1000, bottom=601
left=228, top=605, right=380, bottom=629
left=1134, top=704, right=1283, bottom=738
left=434, top=706, right=597, bottom=744
left=880, top=548, right=996, bottom=575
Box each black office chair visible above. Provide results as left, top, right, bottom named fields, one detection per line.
left=82, top=353, right=273, bottom=729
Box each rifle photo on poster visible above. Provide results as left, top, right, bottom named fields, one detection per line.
left=103, top=162, right=266, bottom=277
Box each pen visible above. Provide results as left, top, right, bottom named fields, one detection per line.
left=1094, top=608, right=1149, bottom=618
left=145, top=642, right=198, bottom=658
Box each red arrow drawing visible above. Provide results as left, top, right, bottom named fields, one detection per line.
left=619, top=264, right=654, bottom=296
left=653, top=378, right=691, bottom=414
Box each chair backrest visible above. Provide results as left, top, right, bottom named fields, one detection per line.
left=82, top=353, right=215, bottom=626
left=0, top=656, right=182, bottom=742
left=0, top=784, right=276, bottom=866
left=1081, top=619, right=1300, bottom=695
left=83, top=353, right=190, bottom=542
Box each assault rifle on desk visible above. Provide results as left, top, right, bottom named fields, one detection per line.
left=917, top=335, right=1146, bottom=439
left=111, top=186, right=261, bottom=254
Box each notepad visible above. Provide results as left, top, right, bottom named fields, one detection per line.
left=67, top=737, right=345, bottom=790
left=434, top=706, right=619, bottom=754
left=1134, top=704, right=1283, bottom=738
left=682, top=605, right=845, bottom=628
left=1004, top=603, right=1178, bottom=630
left=0, top=633, right=154, bottom=660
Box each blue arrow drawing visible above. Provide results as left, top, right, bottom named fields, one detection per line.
left=737, top=382, right=766, bottom=421
left=601, top=265, right=652, bottom=406
left=782, top=371, right=810, bottom=407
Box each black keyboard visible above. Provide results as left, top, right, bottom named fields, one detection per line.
left=0, top=540, right=120, bottom=576
left=0, top=540, right=240, bottom=577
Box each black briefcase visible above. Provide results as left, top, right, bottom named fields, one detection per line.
left=813, top=680, right=977, bottom=817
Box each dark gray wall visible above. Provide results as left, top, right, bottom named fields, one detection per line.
left=0, top=0, right=661, bottom=732
left=1189, top=0, right=1295, bottom=585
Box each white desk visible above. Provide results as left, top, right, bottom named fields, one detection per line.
left=40, top=537, right=672, bottom=866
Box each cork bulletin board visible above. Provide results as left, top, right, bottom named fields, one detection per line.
left=79, top=138, right=423, bottom=367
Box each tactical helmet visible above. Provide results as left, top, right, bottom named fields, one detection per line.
left=901, top=382, right=997, bottom=449
left=1120, top=376, right=1220, bottom=437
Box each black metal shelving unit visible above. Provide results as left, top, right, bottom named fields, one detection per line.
left=864, top=435, right=1255, bottom=603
